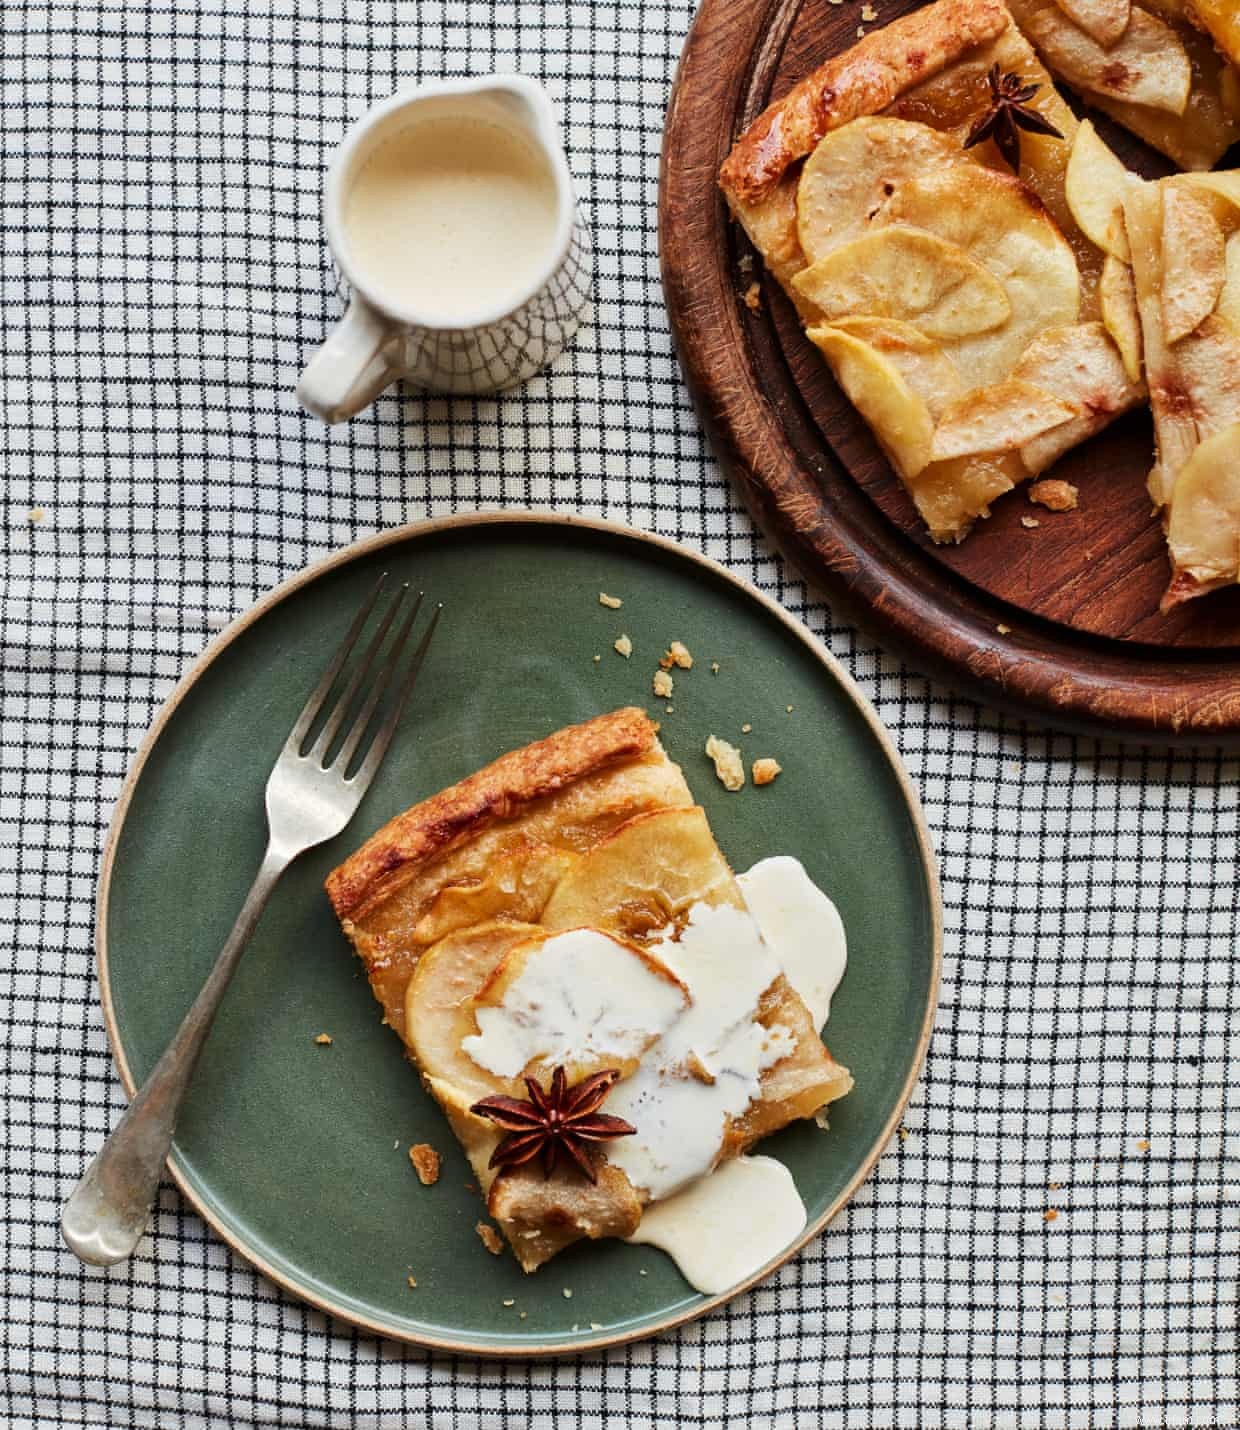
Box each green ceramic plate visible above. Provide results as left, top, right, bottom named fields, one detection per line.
left=98, top=513, right=940, bottom=1355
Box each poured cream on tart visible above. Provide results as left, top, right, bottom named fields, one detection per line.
left=626, top=1155, right=808, bottom=1296
left=462, top=927, right=686, bottom=1078
left=460, top=855, right=848, bottom=1293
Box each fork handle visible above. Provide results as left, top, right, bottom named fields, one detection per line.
left=61, top=843, right=292, bottom=1266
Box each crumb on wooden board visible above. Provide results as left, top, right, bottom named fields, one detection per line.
left=1028, top=479, right=1078, bottom=512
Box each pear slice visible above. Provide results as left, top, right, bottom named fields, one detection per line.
left=883, top=165, right=1081, bottom=389
left=806, top=325, right=937, bottom=478
left=404, top=920, right=548, bottom=1096
left=795, top=117, right=962, bottom=266
left=541, top=805, right=744, bottom=941
left=1013, top=321, right=1143, bottom=472
left=1124, top=181, right=1196, bottom=509
left=1215, top=233, right=1240, bottom=332
left=1099, top=255, right=1144, bottom=383
left=1161, top=186, right=1226, bottom=344
left=1064, top=120, right=1134, bottom=263
left=1053, top=0, right=1131, bottom=45
left=791, top=228, right=1011, bottom=340
left=1174, top=315, right=1240, bottom=441
left=1021, top=4, right=1192, bottom=115
left=827, top=317, right=963, bottom=419
left=929, top=380, right=1077, bottom=463
left=411, top=841, right=579, bottom=946
left=1164, top=420, right=1240, bottom=607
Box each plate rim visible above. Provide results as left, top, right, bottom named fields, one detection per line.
left=659, top=0, right=1240, bottom=743
left=94, top=510, right=943, bottom=1357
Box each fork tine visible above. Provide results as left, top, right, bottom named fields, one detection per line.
left=332, top=592, right=427, bottom=775
left=305, top=583, right=408, bottom=762
left=346, top=602, right=443, bottom=788
left=285, top=573, right=387, bottom=752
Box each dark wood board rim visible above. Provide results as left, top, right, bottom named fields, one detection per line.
left=93, top=511, right=943, bottom=1358
left=659, top=0, right=1240, bottom=745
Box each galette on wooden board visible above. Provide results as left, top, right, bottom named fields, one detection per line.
left=718, top=0, right=1240, bottom=610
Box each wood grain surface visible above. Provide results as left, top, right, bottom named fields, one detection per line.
left=660, top=0, right=1240, bottom=741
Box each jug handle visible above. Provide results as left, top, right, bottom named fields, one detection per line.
left=297, top=297, right=398, bottom=424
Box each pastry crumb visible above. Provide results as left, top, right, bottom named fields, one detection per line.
left=407, top=1275, right=417, bottom=1288
left=1049, top=1181, right=1062, bottom=1191
left=639, top=1268, right=648, bottom=1276
left=502, top=1298, right=515, bottom=1307
left=598, top=592, right=622, bottom=609
left=742, top=281, right=761, bottom=312
left=741, top=723, right=752, bottom=733
left=861, top=2, right=877, bottom=16
left=996, top=624, right=1011, bottom=635
left=710, top=661, right=720, bottom=674
left=738, top=252, right=754, bottom=274
left=786, top=705, right=794, bottom=713
left=592, top=654, right=601, bottom=663
left=1136, top=1139, right=1150, bottom=1152
left=562, top=1287, right=573, bottom=1299
left=1028, top=479, right=1079, bottom=512
left=590, top=1321, right=603, bottom=1331
left=614, top=634, right=633, bottom=658
left=314, top=1033, right=333, bottom=1045
left=814, top=1108, right=831, bottom=1131
left=666, top=705, right=674, bottom=714
left=898, top=1127, right=910, bottom=1142
left=705, top=734, right=745, bottom=791
left=409, top=1143, right=441, bottom=1186
left=662, top=640, right=693, bottom=669
left=1021, top=516, right=1041, bottom=529
left=28, top=507, right=45, bottom=523
left=476, top=1222, right=504, bottom=1256
left=752, top=757, right=782, bottom=786
left=653, top=669, right=674, bottom=699
left=519, top=1311, right=528, bottom=1319
left=1044, top=1208, right=1059, bottom=1223
left=857, top=24, right=866, bottom=35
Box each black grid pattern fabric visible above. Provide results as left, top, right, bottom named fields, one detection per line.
left=1, top=2, right=1237, bottom=1426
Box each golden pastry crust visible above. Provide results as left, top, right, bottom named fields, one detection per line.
left=326, top=706, right=658, bottom=920
left=719, top=0, right=1009, bottom=207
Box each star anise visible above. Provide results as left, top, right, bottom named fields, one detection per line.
left=469, top=1066, right=636, bottom=1184
left=964, top=64, right=1064, bottom=173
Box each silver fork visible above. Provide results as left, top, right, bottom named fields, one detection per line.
left=61, top=574, right=441, bottom=1267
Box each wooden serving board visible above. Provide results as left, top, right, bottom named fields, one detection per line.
left=660, top=0, right=1240, bottom=742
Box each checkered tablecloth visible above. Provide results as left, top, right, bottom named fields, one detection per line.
left=2, top=2, right=1237, bottom=1426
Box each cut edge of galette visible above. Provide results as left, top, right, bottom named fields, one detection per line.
left=718, top=0, right=1145, bottom=545
left=1122, top=171, right=1240, bottom=608
left=325, top=707, right=853, bottom=1272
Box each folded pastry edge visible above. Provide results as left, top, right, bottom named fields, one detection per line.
left=325, top=705, right=661, bottom=920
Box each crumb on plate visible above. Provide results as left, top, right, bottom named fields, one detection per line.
left=661, top=640, right=693, bottom=670
left=592, top=654, right=601, bottom=663
left=563, top=1287, right=573, bottom=1299
left=476, top=1222, right=504, bottom=1256
left=752, top=757, right=782, bottom=786
left=653, top=669, right=674, bottom=699
left=599, top=592, right=622, bottom=609
left=314, top=1033, right=333, bottom=1046
left=705, top=734, right=745, bottom=791
left=502, top=1298, right=515, bottom=1307
left=1028, top=479, right=1078, bottom=512
left=407, top=1275, right=417, bottom=1288
left=741, top=723, right=752, bottom=733
left=614, top=634, right=633, bottom=658
left=409, top=1143, right=441, bottom=1186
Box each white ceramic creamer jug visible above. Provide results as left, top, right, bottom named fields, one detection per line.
left=298, top=75, right=591, bottom=422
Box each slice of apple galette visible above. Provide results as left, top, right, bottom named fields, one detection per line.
left=1119, top=170, right=1240, bottom=606
left=325, top=707, right=852, bottom=1276
left=719, top=0, right=1146, bottom=543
